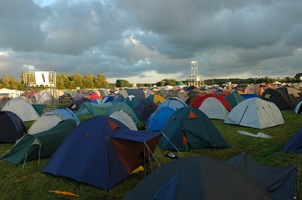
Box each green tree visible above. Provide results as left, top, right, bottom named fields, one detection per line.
left=155, top=79, right=177, bottom=86
left=0, top=74, right=20, bottom=89
left=116, top=79, right=132, bottom=87
left=137, top=83, right=153, bottom=88
left=94, top=73, right=109, bottom=88
left=83, top=74, right=94, bottom=88
left=61, top=74, right=71, bottom=89
left=165, top=79, right=177, bottom=86
left=157, top=80, right=166, bottom=87
left=283, top=76, right=295, bottom=83
left=69, top=73, right=83, bottom=89
left=56, top=74, right=65, bottom=89
left=294, top=72, right=302, bottom=81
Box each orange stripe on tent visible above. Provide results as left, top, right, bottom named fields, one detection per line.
left=182, top=134, right=188, bottom=145
left=108, top=118, right=120, bottom=130
left=188, top=110, right=198, bottom=119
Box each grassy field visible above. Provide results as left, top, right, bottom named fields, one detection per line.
left=0, top=110, right=302, bottom=200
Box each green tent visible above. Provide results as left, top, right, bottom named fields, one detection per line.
left=159, top=106, right=228, bottom=151
left=75, top=102, right=113, bottom=117
left=0, top=119, right=76, bottom=165
left=176, top=81, right=187, bottom=87
left=32, top=104, right=46, bottom=116
left=225, top=92, right=245, bottom=109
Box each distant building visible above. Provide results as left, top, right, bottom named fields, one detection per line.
left=186, top=61, right=204, bottom=87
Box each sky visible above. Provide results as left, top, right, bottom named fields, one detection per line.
left=0, top=0, right=302, bottom=84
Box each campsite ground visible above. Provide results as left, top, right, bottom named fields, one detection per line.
left=0, top=110, right=302, bottom=199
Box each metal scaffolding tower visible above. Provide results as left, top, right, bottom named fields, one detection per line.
left=186, top=61, right=204, bottom=87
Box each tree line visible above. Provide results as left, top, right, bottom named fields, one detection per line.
left=137, top=73, right=302, bottom=88
left=0, top=72, right=301, bottom=90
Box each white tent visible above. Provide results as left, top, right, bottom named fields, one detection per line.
left=109, top=110, right=138, bottom=130
left=0, top=88, right=21, bottom=98
left=1, top=97, right=40, bottom=122
left=199, top=97, right=229, bottom=120
left=33, top=90, right=54, bottom=104
left=224, top=97, right=284, bottom=129
left=28, top=112, right=64, bottom=134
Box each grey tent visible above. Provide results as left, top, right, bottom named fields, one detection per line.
left=226, top=153, right=298, bottom=200
left=124, top=156, right=272, bottom=200
left=125, top=88, right=146, bottom=102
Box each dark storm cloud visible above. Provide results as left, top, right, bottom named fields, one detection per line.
left=0, top=0, right=48, bottom=51
left=0, top=0, right=301, bottom=83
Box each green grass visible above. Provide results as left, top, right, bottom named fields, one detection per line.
left=1, top=111, right=302, bottom=199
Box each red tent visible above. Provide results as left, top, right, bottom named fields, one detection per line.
left=191, top=93, right=232, bottom=111
left=89, top=93, right=100, bottom=100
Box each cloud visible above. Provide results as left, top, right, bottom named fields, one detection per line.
left=0, top=0, right=301, bottom=84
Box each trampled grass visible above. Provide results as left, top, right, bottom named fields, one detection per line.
left=0, top=110, right=302, bottom=199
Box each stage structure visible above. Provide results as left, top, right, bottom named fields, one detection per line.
left=22, top=71, right=56, bottom=106
left=186, top=61, right=204, bottom=87
left=22, top=71, right=56, bottom=87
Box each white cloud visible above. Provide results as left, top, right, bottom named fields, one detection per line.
left=23, top=64, right=36, bottom=71
left=0, top=51, right=11, bottom=57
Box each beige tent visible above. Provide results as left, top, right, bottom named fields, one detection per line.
left=199, top=97, right=229, bottom=120
left=244, top=84, right=258, bottom=94
left=1, top=98, right=39, bottom=122
left=28, top=112, right=64, bottom=134
left=109, top=110, right=138, bottom=130
left=224, top=98, right=284, bottom=129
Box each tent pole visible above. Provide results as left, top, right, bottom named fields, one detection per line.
left=238, top=105, right=249, bottom=125
left=22, top=154, right=28, bottom=170
left=143, top=143, right=147, bottom=177
left=296, top=166, right=300, bottom=200
left=161, top=132, right=185, bottom=158
left=144, top=142, right=161, bottom=167
left=146, top=144, right=152, bottom=173
left=38, top=144, right=41, bottom=166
